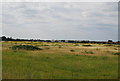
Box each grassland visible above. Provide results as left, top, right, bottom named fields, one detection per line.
left=2, top=41, right=119, bottom=79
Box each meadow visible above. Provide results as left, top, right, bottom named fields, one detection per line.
left=2, top=41, right=119, bottom=79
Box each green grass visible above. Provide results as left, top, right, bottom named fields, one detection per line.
left=2, top=41, right=118, bottom=79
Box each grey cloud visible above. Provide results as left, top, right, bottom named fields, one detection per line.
left=2, top=2, right=118, bottom=40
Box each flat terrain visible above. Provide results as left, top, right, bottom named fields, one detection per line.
left=2, top=41, right=119, bottom=79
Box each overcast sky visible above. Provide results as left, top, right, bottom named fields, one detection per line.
left=2, top=2, right=118, bottom=40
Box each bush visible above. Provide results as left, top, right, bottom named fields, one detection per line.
left=114, top=48, right=118, bottom=50
left=11, top=45, right=42, bottom=50
left=82, top=45, right=92, bottom=47
left=59, top=45, right=62, bottom=48
left=70, top=49, right=75, bottom=52
left=113, top=52, right=120, bottom=55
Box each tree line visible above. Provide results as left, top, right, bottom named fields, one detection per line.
left=0, top=36, right=119, bottom=44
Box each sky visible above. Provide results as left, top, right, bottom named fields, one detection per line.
left=2, top=2, right=118, bottom=41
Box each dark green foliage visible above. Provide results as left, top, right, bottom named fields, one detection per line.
left=82, top=45, right=92, bottom=47
left=42, top=45, right=49, bottom=46
left=70, top=49, right=75, bottom=52
left=112, top=52, right=120, bottom=55
left=11, top=45, right=42, bottom=50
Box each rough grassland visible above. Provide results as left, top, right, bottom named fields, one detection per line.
left=2, top=41, right=119, bottom=79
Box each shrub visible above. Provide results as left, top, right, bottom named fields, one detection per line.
left=59, top=45, right=62, bottom=48
left=82, top=45, right=92, bottom=47
left=112, top=52, right=120, bottom=55
left=70, top=49, right=75, bottom=52
left=11, top=45, right=42, bottom=50
left=114, top=48, right=118, bottom=50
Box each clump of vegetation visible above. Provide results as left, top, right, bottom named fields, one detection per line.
left=75, top=54, right=79, bottom=56
left=96, top=48, right=100, bottom=50
left=45, top=47, right=50, bottom=49
left=42, top=45, right=49, bottom=46
left=11, top=45, right=42, bottom=50
left=74, top=44, right=79, bottom=46
left=59, top=45, right=62, bottom=48
left=117, top=46, right=120, bottom=47
left=70, top=49, right=75, bottom=52
left=112, top=52, right=120, bottom=55
left=82, top=50, right=94, bottom=54
left=114, top=45, right=120, bottom=47
left=114, top=48, right=118, bottom=50
left=104, top=44, right=114, bottom=46
left=82, top=45, right=92, bottom=47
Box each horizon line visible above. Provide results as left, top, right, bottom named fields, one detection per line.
left=1, top=35, right=119, bottom=42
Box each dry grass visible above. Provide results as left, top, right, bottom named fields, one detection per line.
left=2, top=41, right=119, bottom=56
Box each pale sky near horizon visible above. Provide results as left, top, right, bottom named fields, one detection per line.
left=2, top=2, right=118, bottom=40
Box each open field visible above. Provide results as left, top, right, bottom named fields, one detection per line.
left=2, top=41, right=119, bottom=79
